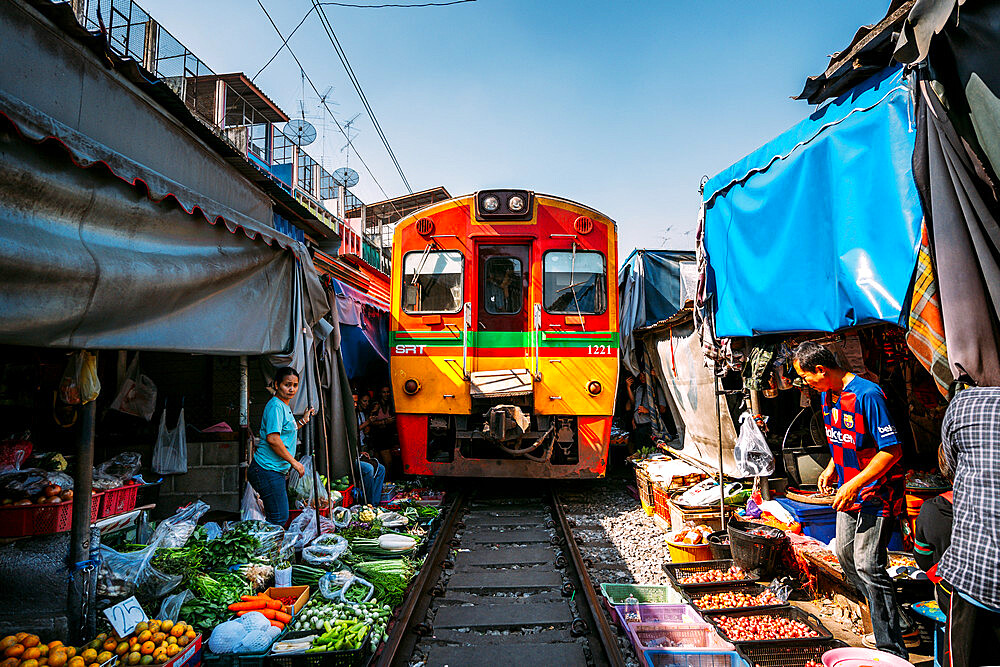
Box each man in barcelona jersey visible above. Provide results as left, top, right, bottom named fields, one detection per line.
left=793, top=341, right=909, bottom=657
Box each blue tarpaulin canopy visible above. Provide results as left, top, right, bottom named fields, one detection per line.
left=618, top=249, right=696, bottom=375
left=330, top=278, right=389, bottom=382
left=702, top=66, right=923, bottom=338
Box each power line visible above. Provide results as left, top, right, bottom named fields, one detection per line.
left=312, top=0, right=413, bottom=193
left=318, top=0, right=474, bottom=7
left=256, top=0, right=401, bottom=208
left=251, top=5, right=316, bottom=82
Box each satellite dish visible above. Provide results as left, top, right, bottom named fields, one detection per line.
left=284, top=119, right=317, bottom=146
left=332, top=167, right=359, bottom=188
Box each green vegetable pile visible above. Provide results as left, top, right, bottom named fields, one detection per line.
left=352, top=559, right=415, bottom=609
left=179, top=572, right=251, bottom=632
left=288, top=598, right=391, bottom=652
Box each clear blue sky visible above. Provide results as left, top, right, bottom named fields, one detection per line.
left=142, top=0, right=888, bottom=260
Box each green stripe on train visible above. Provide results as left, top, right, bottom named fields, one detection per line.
left=390, top=331, right=619, bottom=348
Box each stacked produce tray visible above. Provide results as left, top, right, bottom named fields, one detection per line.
left=99, top=483, right=139, bottom=518
left=610, top=603, right=702, bottom=629
left=600, top=582, right=684, bottom=606
left=680, top=582, right=789, bottom=614
left=629, top=622, right=734, bottom=652
left=701, top=607, right=833, bottom=646
left=662, top=560, right=757, bottom=590
left=735, top=640, right=848, bottom=667
left=644, top=649, right=748, bottom=667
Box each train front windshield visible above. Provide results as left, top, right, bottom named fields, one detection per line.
left=543, top=250, right=607, bottom=314
left=402, top=249, right=464, bottom=313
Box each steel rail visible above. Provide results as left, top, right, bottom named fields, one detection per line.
left=376, top=488, right=468, bottom=667
left=551, top=487, right=626, bottom=667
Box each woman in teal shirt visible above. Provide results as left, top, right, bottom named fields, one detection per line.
left=248, top=367, right=313, bottom=526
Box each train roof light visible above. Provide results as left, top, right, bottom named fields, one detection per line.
left=482, top=195, right=500, bottom=212
left=476, top=190, right=533, bottom=221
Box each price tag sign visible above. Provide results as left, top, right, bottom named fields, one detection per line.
left=103, top=596, right=148, bottom=638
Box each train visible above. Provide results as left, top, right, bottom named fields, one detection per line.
left=389, top=189, right=618, bottom=478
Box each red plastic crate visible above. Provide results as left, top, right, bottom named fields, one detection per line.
left=342, top=484, right=355, bottom=507
left=653, top=482, right=672, bottom=525
left=0, top=500, right=72, bottom=537
left=99, top=484, right=139, bottom=518
left=285, top=507, right=331, bottom=528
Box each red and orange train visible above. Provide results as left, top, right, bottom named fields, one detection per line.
left=388, top=190, right=619, bottom=479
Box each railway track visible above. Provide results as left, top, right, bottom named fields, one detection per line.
left=376, top=483, right=625, bottom=667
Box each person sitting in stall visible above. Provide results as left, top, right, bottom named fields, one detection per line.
left=626, top=371, right=655, bottom=455
left=353, top=391, right=384, bottom=506
left=248, top=367, right=313, bottom=527
left=913, top=444, right=954, bottom=609
left=792, top=342, right=915, bottom=656
left=371, top=385, right=398, bottom=478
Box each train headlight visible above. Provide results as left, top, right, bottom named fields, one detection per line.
left=482, top=195, right=500, bottom=213
left=403, top=379, right=421, bottom=395
left=508, top=194, right=526, bottom=212
left=587, top=381, right=602, bottom=396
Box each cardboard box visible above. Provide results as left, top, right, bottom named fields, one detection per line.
left=266, top=586, right=310, bottom=615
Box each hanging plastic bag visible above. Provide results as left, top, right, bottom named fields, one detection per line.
left=58, top=352, right=100, bottom=406
left=231, top=520, right=285, bottom=561
left=98, top=544, right=182, bottom=599
left=275, top=534, right=295, bottom=586
left=202, top=522, right=223, bottom=541
left=152, top=405, right=188, bottom=475
left=376, top=511, right=408, bottom=529
left=318, top=571, right=355, bottom=600
left=95, top=452, right=143, bottom=487
left=149, top=500, right=209, bottom=548
left=287, top=455, right=329, bottom=508
left=302, top=534, right=349, bottom=567
left=241, top=484, right=266, bottom=522
left=158, top=589, right=195, bottom=622
left=109, top=354, right=157, bottom=420
left=151, top=404, right=187, bottom=475
left=331, top=506, right=352, bottom=529
left=734, top=412, right=775, bottom=478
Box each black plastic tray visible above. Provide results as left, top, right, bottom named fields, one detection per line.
left=662, top=558, right=758, bottom=590
left=701, top=606, right=833, bottom=646
left=736, top=639, right=848, bottom=667
left=680, top=581, right=789, bottom=615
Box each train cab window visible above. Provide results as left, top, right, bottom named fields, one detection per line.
left=483, top=257, right=522, bottom=314
left=402, top=250, right=464, bottom=313
left=543, top=250, right=607, bottom=314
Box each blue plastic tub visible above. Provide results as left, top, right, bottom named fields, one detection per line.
left=643, top=649, right=748, bottom=667
left=774, top=497, right=903, bottom=549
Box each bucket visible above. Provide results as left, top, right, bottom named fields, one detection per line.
left=666, top=540, right=713, bottom=563
left=906, top=488, right=947, bottom=518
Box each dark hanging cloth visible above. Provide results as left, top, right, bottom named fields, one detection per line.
left=912, top=77, right=1000, bottom=386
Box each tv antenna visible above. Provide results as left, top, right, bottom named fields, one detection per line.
left=340, top=113, right=361, bottom=171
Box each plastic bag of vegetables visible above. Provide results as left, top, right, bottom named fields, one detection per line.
left=376, top=512, right=408, bottom=529
left=303, top=534, right=349, bottom=566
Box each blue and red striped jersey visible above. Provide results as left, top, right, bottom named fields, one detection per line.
left=821, top=375, right=905, bottom=517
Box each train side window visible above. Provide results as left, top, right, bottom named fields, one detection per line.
left=483, top=257, right=522, bottom=314
left=402, top=250, right=464, bottom=313
left=543, top=250, right=607, bottom=315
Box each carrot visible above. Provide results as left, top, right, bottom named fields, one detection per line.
left=240, top=595, right=262, bottom=602
left=265, top=599, right=283, bottom=611
left=273, top=610, right=292, bottom=624
left=228, top=600, right=267, bottom=612
left=269, top=620, right=285, bottom=630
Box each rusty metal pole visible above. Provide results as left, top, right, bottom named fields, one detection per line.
left=67, top=396, right=96, bottom=644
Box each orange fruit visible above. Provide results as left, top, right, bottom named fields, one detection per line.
left=101, top=640, right=116, bottom=653
left=5, top=645, right=25, bottom=658
left=46, top=642, right=62, bottom=652
left=183, top=630, right=195, bottom=641
left=62, top=648, right=74, bottom=660
left=67, top=658, right=84, bottom=667
left=48, top=650, right=67, bottom=667
left=14, top=635, right=27, bottom=643
left=149, top=634, right=165, bottom=646
left=175, top=637, right=188, bottom=648
left=139, top=642, right=155, bottom=657
left=146, top=623, right=159, bottom=635
left=24, top=648, right=42, bottom=661
left=95, top=652, right=112, bottom=664
left=22, top=637, right=39, bottom=649
left=136, top=632, right=151, bottom=645
left=159, top=621, right=173, bottom=633
left=165, top=638, right=176, bottom=646
left=127, top=652, right=141, bottom=666
left=20, top=659, right=38, bottom=667
left=39, top=660, right=47, bottom=666
left=0, top=657, right=18, bottom=667
left=0, top=639, right=14, bottom=651
left=80, top=649, right=96, bottom=664
left=38, top=645, right=49, bottom=657
left=115, top=642, right=129, bottom=656
left=165, top=646, right=179, bottom=658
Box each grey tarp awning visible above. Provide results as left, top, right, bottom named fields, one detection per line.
left=0, top=99, right=328, bottom=355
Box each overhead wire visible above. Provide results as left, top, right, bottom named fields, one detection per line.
left=255, top=0, right=401, bottom=211
left=312, top=0, right=413, bottom=193
left=251, top=5, right=316, bottom=82
left=319, top=0, right=474, bottom=6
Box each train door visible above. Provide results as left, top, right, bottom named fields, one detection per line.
left=477, top=244, right=530, bottom=334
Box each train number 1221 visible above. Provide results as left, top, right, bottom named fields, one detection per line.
left=587, top=344, right=610, bottom=355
